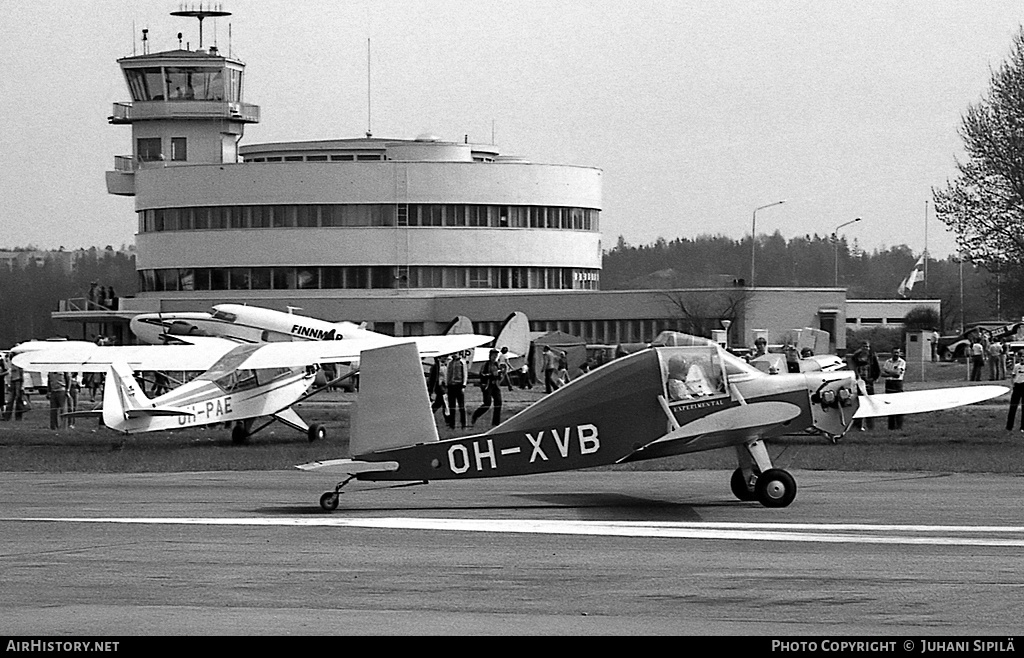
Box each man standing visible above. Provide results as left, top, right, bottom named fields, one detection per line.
left=882, top=348, right=907, bottom=430
left=445, top=350, right=469, bottom=430
left=542, top=346, right=563, bottom=393
left=1006, top=351, right=1024, bottom=432
left=851, top=341, right=881, bottom=431
left=0, top=352, right=8, bottom=421
left=970, top=338, right=985, bottom=381
left=4, top=361, right=24, bottom=421
left=471, top=349, right=503, bottom=427
left=47, top=371, right=69, bottom=431
left=427, top=356, right=450, bottom=426
left=496, top=346, right=514, bottom=391
left=988, top=340, right=1004, bottom=380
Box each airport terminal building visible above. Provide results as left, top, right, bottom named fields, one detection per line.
left=57, top=12, right=849, bottom=352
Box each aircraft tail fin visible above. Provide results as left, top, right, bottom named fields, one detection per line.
left=102, top=364, right=193, bottom=426
left=350, top=342, right=439, bottom=457
left=443, top=315, right=474, bottom=335
left=494, top=311, right=530, bottom=358
left=102, top=363, right=151, bottom=427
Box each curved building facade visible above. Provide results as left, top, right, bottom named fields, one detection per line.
left=105, top=43, right=602, bottom=300
left=133, top=139, right=602, bottom=294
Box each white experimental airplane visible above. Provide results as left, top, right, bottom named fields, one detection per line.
left=131, top=304, right=532, bottom=366
left=11, top=331, right=491, bottom=443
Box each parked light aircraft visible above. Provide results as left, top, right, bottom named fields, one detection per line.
left=298, top=332, right=1007, bottom=510
left=131, top=304, right=531, bottom=365
left=11, top=332, right=491, bottom=443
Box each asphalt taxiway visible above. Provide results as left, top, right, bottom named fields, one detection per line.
left=1, top=469, right=1021, bottom=635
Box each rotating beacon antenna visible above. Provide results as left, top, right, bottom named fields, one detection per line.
left=170, top=3, right=231, bottom=50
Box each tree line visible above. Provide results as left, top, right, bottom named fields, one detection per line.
left=0, top=235, right=1010, bottom=349
left=0, top=248, right=137, bottom=348
left=602, top=232, right=1017, bottom=333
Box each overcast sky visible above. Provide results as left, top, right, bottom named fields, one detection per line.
left=2, top=0, right=1022, bottom=258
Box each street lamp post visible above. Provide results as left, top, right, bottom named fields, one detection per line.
left=832, top=217, right=862, bottom=287
left=750, top=200, right=785, bottom=287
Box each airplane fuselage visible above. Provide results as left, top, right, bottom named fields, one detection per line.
left=131, top=304, right=377, bottom=345
left=106, top=370, right=315, bottom=434
left=356, top=347, right=855, bottom=482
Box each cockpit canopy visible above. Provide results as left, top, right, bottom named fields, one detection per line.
left=656, top=344, right=763, bottom=405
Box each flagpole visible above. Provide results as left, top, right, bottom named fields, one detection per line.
left=924, top=200, right=929, bottom=296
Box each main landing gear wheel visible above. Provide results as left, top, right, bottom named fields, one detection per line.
left=307, top=423, right=326, bottom=442
left=730, top=468, right=757, bottom=502
left=231, top=422, right=249, bottom=445
left=754, top=468, right=797, bottom=508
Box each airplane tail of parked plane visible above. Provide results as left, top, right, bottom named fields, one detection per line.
left=102, top=363, right=193, bottom=430
left=443, top=315, right=474, bottom=335
left=493, top=311, right=530, bottom=359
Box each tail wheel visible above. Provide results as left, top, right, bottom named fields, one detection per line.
left=319, top=492, right=339, bottom=511
left=308, top=423, right=326, bottom=442
left=755, top=468, right=797, bottom=508
left=231, top=422, right=249, bottom=445
left=730, top=468, right=757, bottom=501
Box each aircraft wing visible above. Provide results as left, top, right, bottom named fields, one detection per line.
left=853, top=385, right=1007, bottom=418
left=652, top=401, right=803, bottom=445
left=11, top=338, right=239, bottom=373
left=230, top=333, right=494, bottom=369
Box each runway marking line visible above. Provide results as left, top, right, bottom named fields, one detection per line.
left=5, top=517, right=1024, bottom=548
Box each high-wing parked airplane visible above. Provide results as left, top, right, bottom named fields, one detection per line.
left=12, top=332, right=491, bottom=443
left=298, top=333, right=1007, bottom=510
left=131, top=304, right=531, bottom=365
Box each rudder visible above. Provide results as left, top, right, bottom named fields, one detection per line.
left=102, top=363, right=150, bottom=429
left=350, top=342, right=439, bottom=457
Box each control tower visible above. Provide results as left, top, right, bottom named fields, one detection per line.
left=105, top=6, right=259, bottom=196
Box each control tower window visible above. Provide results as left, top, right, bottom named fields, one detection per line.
left=125, top=68, right=165, bottom=101
left=166, top=67, right=225, bottom=101
left=137, top=137, right=162, bottom=162
left=171, top=138, right=187, bottom=162
left=228, top=69, right=243, bottom=103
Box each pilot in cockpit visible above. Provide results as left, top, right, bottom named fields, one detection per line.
left=666, top=355, right=691, bottom=401
left=684, top=360, right=715, bottom=397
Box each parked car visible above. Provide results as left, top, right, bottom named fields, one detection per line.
left=937, top=321, right=1024, bottom=361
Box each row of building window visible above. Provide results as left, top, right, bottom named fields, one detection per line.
left=244, top=154, right=496, bottom=163
left=246, top=154, right=383, bottom=162
left=846, top=317, right=907, bottom=325
left=139, top=266, right=601, bottom=292
left=125, top=66, right=242, bottom=103
left=138, top=204, right=600, bottom=232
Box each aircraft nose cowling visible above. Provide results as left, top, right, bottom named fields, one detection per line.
left=803, top=372, right=859, bottom=441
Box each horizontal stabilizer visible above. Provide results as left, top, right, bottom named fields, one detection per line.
left=295, top=458, right=400, bottom=475
left=123, top=407, right=195, bottom=419
left=854, top=385, right=1007, bottom=418
left=62, top=410, right=103, bottom=418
